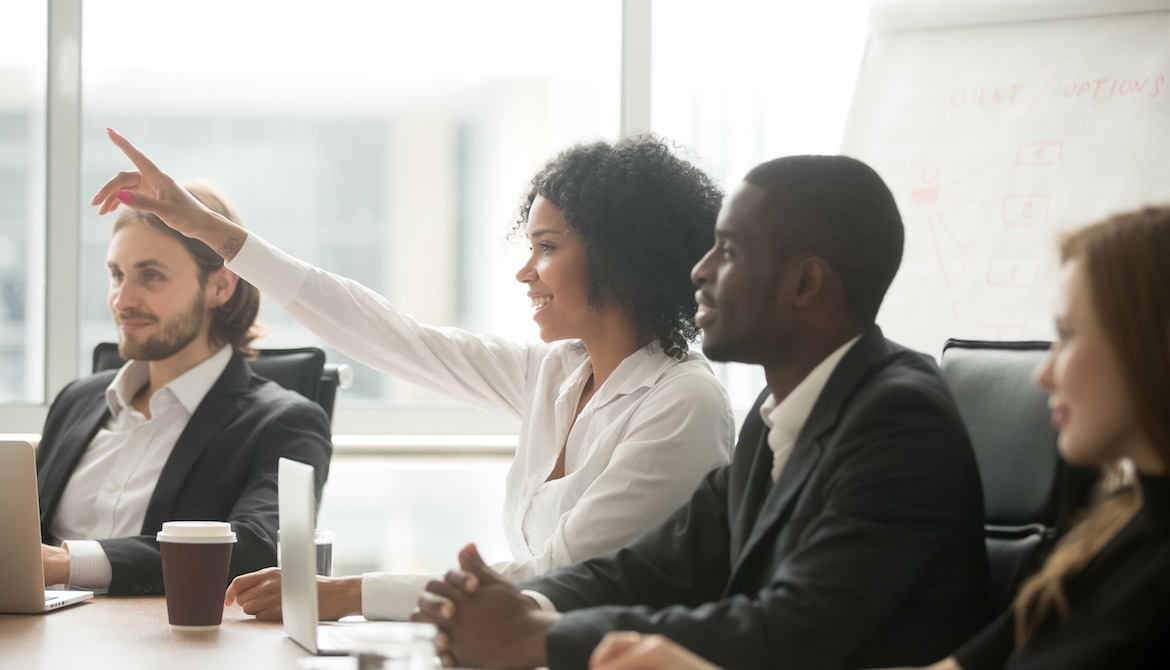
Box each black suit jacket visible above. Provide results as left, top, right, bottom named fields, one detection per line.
left=521, top=327, right=989, bottom=670
left=36, top=352, right=332, bottom=596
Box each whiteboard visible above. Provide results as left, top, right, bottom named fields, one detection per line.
left=842, top=0, right=1170, bottom=359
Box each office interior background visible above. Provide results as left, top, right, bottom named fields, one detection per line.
left=0, top=0, right=870, bottom=574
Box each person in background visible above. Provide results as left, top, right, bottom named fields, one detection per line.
left=38, top=182, right=332, bottom=596
left=585, top=205, right=1170, bottom=670
left=92, top=129, right=735, bottom=621
left=413, top=155, right=989, bottom=670
left=893, top=205, right=1170, bottom=669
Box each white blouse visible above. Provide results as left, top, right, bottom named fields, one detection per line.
left=227, top=235, right=735, bottom=620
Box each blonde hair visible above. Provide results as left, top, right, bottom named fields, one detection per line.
left=1014, top=206, right=1170, bottom=642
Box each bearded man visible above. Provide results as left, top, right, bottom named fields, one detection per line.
left=35, top=183, right=332, bottom=596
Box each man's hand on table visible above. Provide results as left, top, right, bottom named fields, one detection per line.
left=413, top=543, right=560, bottom=669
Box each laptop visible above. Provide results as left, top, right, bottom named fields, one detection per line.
left=278, top=457, right=434, bottom=656
left=0, top=440, right=94, bottom=613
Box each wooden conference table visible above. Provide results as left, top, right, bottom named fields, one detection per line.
left=0, top=596, right=313, bottom=669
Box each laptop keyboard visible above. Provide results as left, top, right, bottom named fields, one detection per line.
left=317, top=625, right=360, bottom=652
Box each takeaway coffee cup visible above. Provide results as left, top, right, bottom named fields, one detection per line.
left=156, top=521, right=237, bottom=630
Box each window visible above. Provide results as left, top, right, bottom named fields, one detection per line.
left=2, top=0, right=873, bottom=433
left=651, top=0, right=870, bottom=409
left=0, top=0, right=48, bottom=405
left=6, top=0, right=874, bottom=575
left=79, top=0, right=622, bottom=410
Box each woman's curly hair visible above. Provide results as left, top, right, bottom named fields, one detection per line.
left=513, top=135, right=723, bottom=359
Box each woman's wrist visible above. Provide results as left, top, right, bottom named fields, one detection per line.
left=318, top=575, right=364, bottom=620
left=193, top=209, right=249, bottom=262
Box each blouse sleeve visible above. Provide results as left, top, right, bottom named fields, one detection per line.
left=227, top=233, right=539, bottom=421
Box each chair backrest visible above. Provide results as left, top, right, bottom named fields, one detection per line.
left=251, top=348, right=325, bottom=406
left=92, top=342, right=347, bottom=423
left=940, top=339, right=1062, bottom=613
left=315, top=363, right=352, bottom=424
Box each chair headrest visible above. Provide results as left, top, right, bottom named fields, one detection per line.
left=941, top=339, right=1062, bottom=527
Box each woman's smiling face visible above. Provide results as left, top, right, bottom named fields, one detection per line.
left=1035, top=259, right=1146, bottom=469
left=515, top=196, right=595, bottom=343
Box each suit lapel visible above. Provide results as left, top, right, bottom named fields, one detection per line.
left=730, top=420, right=775, bottom=557
left=729, top=431, right=825, bottom=581
left=728, top=326, right=891, bottom=581
left=140, top=354, right=250, bottom=533
left=38, top=389, right=111, bottom=526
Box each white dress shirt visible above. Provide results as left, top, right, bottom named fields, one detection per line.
left=227, top=234, right=735, bottom=620
left=49, top=346, right=233, bottom=591
left=758, top=335, right=860, bottom=480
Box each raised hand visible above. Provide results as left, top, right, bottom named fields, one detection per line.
left=91, top=128, right=248, bottom=260
left=412, top=543, right=558, bottom=669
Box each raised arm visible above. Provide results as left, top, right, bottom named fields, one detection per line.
left=94, top=130, right=541, bottom=417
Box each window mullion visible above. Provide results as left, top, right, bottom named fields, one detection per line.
left=45, top=0, right=83, bottom=403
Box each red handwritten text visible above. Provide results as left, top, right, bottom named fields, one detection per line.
left=951, top=84, right=1024, bottom=107
left=1063, top=75, right=1164, bottom=99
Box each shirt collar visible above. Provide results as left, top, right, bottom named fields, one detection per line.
left=564, top=341, right=701, bottom=408
left=759, top=335, right=862, bottom=438
left=105, top=345, right=234, bottom=417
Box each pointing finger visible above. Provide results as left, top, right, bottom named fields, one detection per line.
left=107, top=127, right=163, bottom=176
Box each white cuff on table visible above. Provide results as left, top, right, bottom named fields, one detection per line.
left=60, top=540, right=112, bottom=592
left=361, top=571, right=444, bottom=621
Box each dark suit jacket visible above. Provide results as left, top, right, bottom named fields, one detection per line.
left=521, top=327, right=989, bottom=670
left=36, top=352, right=332, bottom=596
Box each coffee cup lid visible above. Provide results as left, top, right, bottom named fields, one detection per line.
left=156, top=521, right=238, bottom=544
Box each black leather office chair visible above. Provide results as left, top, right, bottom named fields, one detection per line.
left=92, top=342, right=351, bottom=423
left=940, top=339, right=1067, bottom=613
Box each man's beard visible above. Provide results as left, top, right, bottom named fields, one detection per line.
left=117, top=289, right=207, bottom=361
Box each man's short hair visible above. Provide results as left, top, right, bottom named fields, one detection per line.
left=744, top=155, right=904, bottom=326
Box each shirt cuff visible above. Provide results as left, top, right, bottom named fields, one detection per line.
left=361, top=571, right=443, bottom=621
left=224, top=232, right=309, bottom=307
left=61, top=540, right=112, bottom=593
left=521, top=589, right=558, bottom=613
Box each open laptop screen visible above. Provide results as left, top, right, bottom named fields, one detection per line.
left=0, top=440, right=93, bottom=613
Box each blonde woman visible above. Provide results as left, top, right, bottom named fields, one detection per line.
left=936, top=205, right=1170, bottom=668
